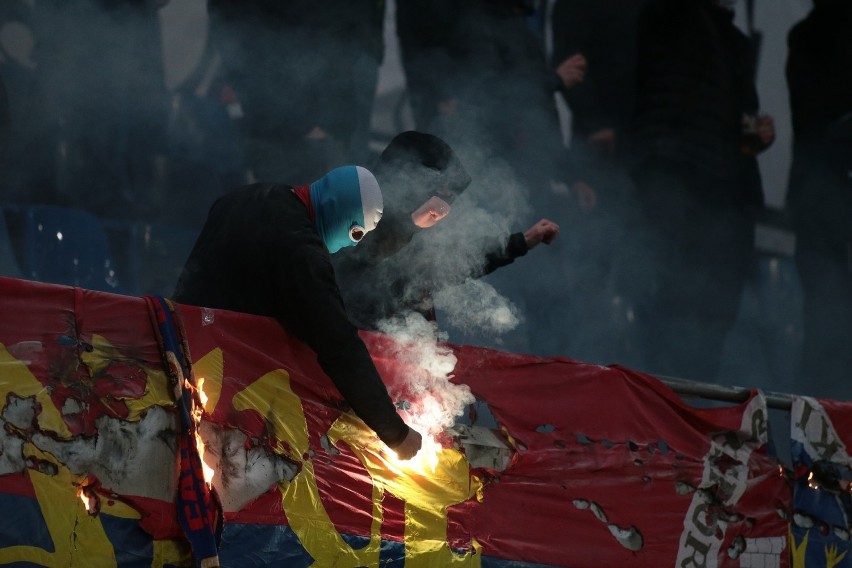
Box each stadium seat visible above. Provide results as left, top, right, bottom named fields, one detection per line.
left=119, top=221, right=199, bottom=297
left=0, top=207, right=22, bottom=278
left=1, top=204, right=123, bottom=293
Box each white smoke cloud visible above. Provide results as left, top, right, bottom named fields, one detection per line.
left=433, top=279, right=523, bottom=335
left=377, top=311, right=474, bottom=438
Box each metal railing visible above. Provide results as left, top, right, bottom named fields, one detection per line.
left=656, top=375, right=793, bottom=410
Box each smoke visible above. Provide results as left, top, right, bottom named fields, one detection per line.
left=433, top=280, right=522, bottom=335
left=0, top=0, right=842, bottom=408
left=377, top=311, right=474, bottom=439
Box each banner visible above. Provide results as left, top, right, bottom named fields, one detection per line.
left=790, top=396, right=852, bottom=568
left=0, top=276, right=792, bottom=567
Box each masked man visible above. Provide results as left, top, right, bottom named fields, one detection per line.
left=334, top=131, right=560, bottom=330
left=174, top=165, right=422, bottom=459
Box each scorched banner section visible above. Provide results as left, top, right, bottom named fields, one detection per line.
left=0, top=276, right=792, bottom=567
left=789, top=396, right=852, bottom=568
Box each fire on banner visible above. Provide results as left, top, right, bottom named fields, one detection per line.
left=0, top=276, right=791, bottom=567
left=790, top=396, right=852, bottom=568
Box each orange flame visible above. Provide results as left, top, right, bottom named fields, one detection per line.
left=78, top=486, right=96, bottom=515
left=385, top=397, right=452, bottom=474
left=807, top=471, right=818, bottom=490
left=197, top=376, right=209, bottom=408
left=387, top=433, right=441, bottom=475
left=195, top=377, right=216, bottom=486
left=78, top=489, right=92, bottom=511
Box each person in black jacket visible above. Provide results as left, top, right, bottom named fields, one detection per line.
left=207, top=0, right=385, bottom=184
left=333, top=131, right=560, bottom=331
left=173, top=165, right=423, bottom=460
left=629, top=0, right=775, bottom=382
left=32, top=0, right=171, bottom=219
left=550, top=0, right=650, bottom=365
left=396, top=0, right=579, bottom=212
left=785, top=0, right=852, bottom=398
left=552, top=0, right=647, bottom=166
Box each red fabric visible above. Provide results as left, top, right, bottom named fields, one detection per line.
left=0, top=277, right=792, bottom=567
left=292, top=185, right=314, bottom=221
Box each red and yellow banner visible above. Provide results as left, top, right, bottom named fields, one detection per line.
left=0, top=276, right=793, bottom=566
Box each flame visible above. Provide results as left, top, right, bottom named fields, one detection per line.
left=78, top=486, right=95, bottom=514
left=385, top=397, right=453, bottom=475
left=78, top=488, right=92, bottom=511
left=807, top=471, right=818, bottom=490
left=387, top=433, right=442, bottom=475
left=195, top=432, right=216, bottom=486
left=191, top=376, right=216, bottom=486
left=197, top=376, right=209, bottom=409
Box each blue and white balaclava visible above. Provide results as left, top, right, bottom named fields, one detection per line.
left=310, top=166, right=383, bottom=253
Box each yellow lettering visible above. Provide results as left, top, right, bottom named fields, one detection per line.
left=328, top=413, right=483, bottom=566
left=232, top=370, right=382, bottom=565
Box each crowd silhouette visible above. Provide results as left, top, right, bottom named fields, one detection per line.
left=0, top=0, right=847, bottom=400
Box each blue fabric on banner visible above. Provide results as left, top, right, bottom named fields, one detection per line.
left=216, top=523, right=561, bottom=568
left=100, top=513, right=155, bottom=568
left=218, top=524, right=313, bottom=567
left=0, top=493, right=54, bottom=552
left=791, top=440, right=852, bottom=567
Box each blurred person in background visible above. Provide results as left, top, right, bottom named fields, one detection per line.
left=785, top=0, right=852, bottom=398
left=0, top=1, right=52, bottom=204
left=550, top=0, right=650, bottom=365
left=629, top=0, right=775, bottom=382
left=207, top=0, right=385, bottom=185
left=397, top=0, right=578, bottom=212
left=32, top=0, right=171, bottom=220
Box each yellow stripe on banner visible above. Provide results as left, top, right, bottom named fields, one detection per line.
left=152, top=539, right=193, bottom=568
left=233, top=370, right=383, bottom=566
left=0, top=343, right=73, bottom=439
left=789, top=526, right=807, bottom=568
left=0, top=445, right=116, bottom=567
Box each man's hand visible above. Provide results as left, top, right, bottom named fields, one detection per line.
left=523, top=219, right=560, bottom=249
left=555, top=53, right=587, bottom=90
left=411, top=196, right=451, bottom=228
left=393, top=428, right=423, bottom=461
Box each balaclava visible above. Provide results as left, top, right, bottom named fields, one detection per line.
left=310, top=166, right=383, bottom=253
left=357, top=132, right=472, bottom=259
left=374, top=131, right=472, bottom=219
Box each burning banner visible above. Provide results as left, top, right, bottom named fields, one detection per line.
left=789, top=396, right=852, bottom=567
left=0, top=276, right=792, bottom=566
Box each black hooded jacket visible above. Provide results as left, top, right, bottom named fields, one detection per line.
left=785, top=0, right=852, bottom=249
left=173, top=183, right=410, bottom=449
left=632, top=0, right=762, bottom=207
